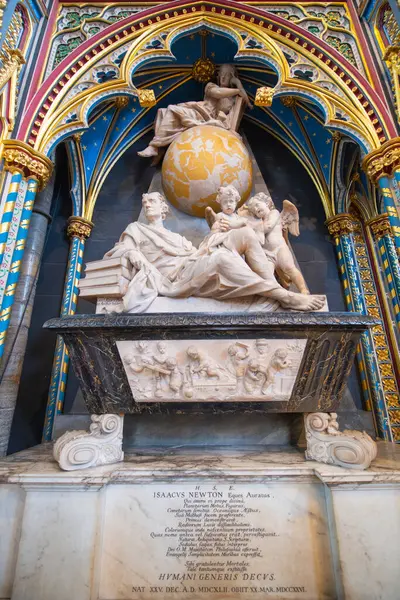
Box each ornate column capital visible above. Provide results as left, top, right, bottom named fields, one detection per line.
left=367, top=214, right=393, bottom=240
left=326, top=214, right=354, bottom=236
left=67, top=216, right=93, bottom=240
left=2, top=140, right=53, bottom=189
left=362, top=137, right=400, bottom=184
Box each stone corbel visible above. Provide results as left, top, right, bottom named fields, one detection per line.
left=54, top=414, right=124, bottom=471
left=304, top=413, right=377, bottom=470
left=2, top=139, right=53, bottom=189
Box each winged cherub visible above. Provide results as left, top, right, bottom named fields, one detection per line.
left=201, top=185, right=248, bottom=253
left=244, top=193, right=309, bottom=294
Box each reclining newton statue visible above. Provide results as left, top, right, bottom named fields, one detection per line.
left=104, top=186, right=326, bottom=313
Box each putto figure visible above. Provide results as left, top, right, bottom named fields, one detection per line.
left=201, top=185, right=248, bottom=253
left=138, top=64, right=251, bottom=160
left=245, top=192, right=309, bottom=294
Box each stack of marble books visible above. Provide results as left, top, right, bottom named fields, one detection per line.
left=79, top=256, right=131, bottom=300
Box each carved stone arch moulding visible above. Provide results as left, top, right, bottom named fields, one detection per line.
left=16, top=0, right=397, bottom=158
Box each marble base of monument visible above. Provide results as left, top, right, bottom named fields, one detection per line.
left=0, top=444, right=398, bottom=600
left=53, top=412, right=377, bottom=471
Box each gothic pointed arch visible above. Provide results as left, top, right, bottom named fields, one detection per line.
left=17, top=0, right=396, bottom=160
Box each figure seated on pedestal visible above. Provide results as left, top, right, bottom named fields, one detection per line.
left=102, top=189, right=325, bottom=313
left=138, top=64, right=252, bottom=161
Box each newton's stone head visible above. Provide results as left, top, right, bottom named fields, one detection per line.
left=142, top=192, right=170, bottom=222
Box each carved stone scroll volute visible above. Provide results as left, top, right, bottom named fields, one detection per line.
left=304, top=413, right=377, bottom=470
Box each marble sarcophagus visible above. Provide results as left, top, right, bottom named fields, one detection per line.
left=44, top=312, right=378, bottom=416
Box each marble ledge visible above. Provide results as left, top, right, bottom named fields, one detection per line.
left=0, top=442, right=399, bottom=489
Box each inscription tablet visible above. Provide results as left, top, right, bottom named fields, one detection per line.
left=99, top=483, right=336, bottom=599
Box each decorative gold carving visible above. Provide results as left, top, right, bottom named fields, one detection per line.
left=192, top=57, right=215, bottom=83
left=0, top=48, right=25, bottom=90
left=332, top=131, right=342, bottom=142
left=373, top=334, right=386, bottom=347
left=367, top=214, right=393, bottom=239
left=0, top=1, right=6, bottom=31
left=326, top=214, right=354, bottom=237
left=386, top=394, right=400, bottom=407
left=115, top=96, right=129, bottom=109
left=254, top=86, right=275, bottom=107
left=2, top=140, right=53, bottom=189
left=383, top=379, right=397, bottom=393
left=137, top=88, right=156, bottom=107
left=381, top=364, right=394, bottom=377
left=384, top=45, right=400, bottom=70
left=67, top=216, right=93, bottom=240
left=281, top=96, right=297, bottom=108
left=389, top=410, right=400, bottom=425
left=358, top=257, right=369, bottom=269
left=362, top=137, right=400, bottom=183
left=376, top=348, right=390, bottom=361
left=384, top=46, right=400, bottom=122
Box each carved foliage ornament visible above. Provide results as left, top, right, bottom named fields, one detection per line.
left=362, top=137, right=400, bottom=184
left=67, top=216, right=94, bottom=240
left=367, top=214, right=393, bottom=240
left=326, top=214, right=354, bottom=237
left=0, top=49, right=25, bottom=90
left=137, top=88, right=156, bottom=107
left=192, top=57, right=215, bottom=83
left=2, top=141, right=53, bottom=189
left=254, top=86, right=275, bottom=107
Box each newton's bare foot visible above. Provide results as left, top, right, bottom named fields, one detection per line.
left=282, top=292, right=326, bottom=311
left=138, top=146, right=158, bottom=158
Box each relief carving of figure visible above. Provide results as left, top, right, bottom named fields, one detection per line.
left=185, top=345, right=223, bottom=384
left=118, top=339, right=306, bottom=402
left=104, top=190, right=325, bottom=312
left=243, top=359, right=266, bottom=394
left=228, top=342, right=250, bottom=394
left=262, top=349, right=292, bottom=395
left=243, top=193, right=309, bottom=294
left=138, top=64, right=252, bottom=161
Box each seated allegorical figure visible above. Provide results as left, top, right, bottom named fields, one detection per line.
left=103, top=189, right=326, bottom=313
left=138, top=64, right=252, bottom=160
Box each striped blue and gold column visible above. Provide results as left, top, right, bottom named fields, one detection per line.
left=0, top=177, right=38, bottom=358
left=362, top=140, right=400, bottom=255
left=0, top=170, right=23, bottom=265
left=0, top=140, right=53, bottom=359
left=368, top=214, right=400, bottom=331
left=43, top=216, right=93, bottom=441
left=326, top=214, right=392, bottom=440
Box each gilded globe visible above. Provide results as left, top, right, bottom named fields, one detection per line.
left=161, top=125, right=253, bottom=217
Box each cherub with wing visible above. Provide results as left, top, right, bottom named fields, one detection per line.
left=244, top=192, right=309, bottom=294
left=202, top=185, right=248, bottom=252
